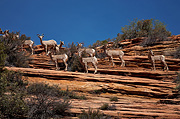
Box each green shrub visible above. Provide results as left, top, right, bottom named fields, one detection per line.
left=174, top=46, right=180, bottom=59
left=0, top=92, right=28, bottom=118
left=175, top=72, right=180, bottom=93
left=117, top=19, right=171, bottom=46
left=66, top=42, right=85, bottom=72
left=0, top=69, right=28, bottom=118
left=52, top=97, right=71, bottom=115
left=110, top=96, right=118, bottom=102
left=90, top=89, right=107, bottom=95
left=0, top=41, right=6, bottom=69
left=0, top=31, right=30, bottom=67
left=27, top=83, right=86, bottom=99
left=100, top=103, right=116, bottom=110
left=78, top=107, right=110, bottom=119
left=27, top=83, right=72, bottom=118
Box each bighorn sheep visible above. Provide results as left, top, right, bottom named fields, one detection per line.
left=47, top=51, right=68, bottom=71
left=78, top=52, right=98, bottom=74
left=22, top=40, right=34, bottom=55
left=55, top=40, right=64, bottom=53
left=102, top=44, right=125, bottom=67
left=77, top=43, right=95, bottom=57
left=12, top=33, right=20, bottom=40
left=1, top=30, right=9, bottom=39
left=148, top=50, right=169, bottom=71
left=37, top=34, right=57, bottom=55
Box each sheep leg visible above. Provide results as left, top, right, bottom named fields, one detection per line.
left=84, top=62, right=88, bottom=73
left=55, top=60, right=60, bottom=70
left=119, top=56, right=125, bottom=67
left=63, top=59, right=68, bottom=71
left=93, top=62, right=97, bottom=74
left=30, top=45, right=33, bottom=55
left=108, top=56, right=111, bottom=66
left=152, top=61, right=156, bottom=70
left=162, top=60, right=169, bottom=71
left=111, top=56, right=115, bottom=66
left=45, top=45, right=48, bottom=55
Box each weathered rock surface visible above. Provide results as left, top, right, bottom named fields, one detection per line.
left=8, top=36, right=180, bottom=118
left=6, top=66, right=180, bottom=118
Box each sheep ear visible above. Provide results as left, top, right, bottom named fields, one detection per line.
left=42, top=34, right=44, bottom=36
left=37, top=34, right=40, bottom=36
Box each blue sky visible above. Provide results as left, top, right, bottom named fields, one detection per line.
left=0, top=0, right=180, bottom=47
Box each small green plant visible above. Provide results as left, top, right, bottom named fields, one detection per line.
left=110, top=96, right=118, bottom=102
left=100, top=103, right=116, bottom=110
left=90, top=89, right=107, bottom=95
left=0, top=41, right=6, bottom=69
left=175, top=72, right=180, bottom=93
left=100, top=103, right=109, bottom=110
left=78, top=107, right=110, bottom=119
left=174, top=46, right=180, bottom=59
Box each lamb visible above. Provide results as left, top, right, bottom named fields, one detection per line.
left=37, top=34, right=57, bottom=55
left=23, top=40, right=34, bottom=55
left=47, top=51, right=68, bottom=71
left=148, top=50, right=169, bottom=71
left=77, top=43, right=95, bottom=57
left=78, top=51, right=98, bottom=74
left=102, top=44, right=125, bottom=67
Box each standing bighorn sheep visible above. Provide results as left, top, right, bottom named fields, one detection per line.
left=148, top=50, right=169, bottom=71
left=78, top=51, right=98, bottom=74
left=77, top=43, right=95, bottom=57
left=37, top=34, right=57, bottom=55
left=55, top=40, right=64, bottom=53
left=102, top=44, right=125, bottom=67
left=23, top=40, right=34, bottom=55
left=47, top=51, right=68, bottom=71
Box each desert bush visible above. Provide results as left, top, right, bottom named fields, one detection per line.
left=90, top=38, right=113, bottom=49
left=78, top=107, right=110, bottom=119
left=116, top=19, right=171, bottom=46
left=68, top=54, right=84, bottom=72
left=0, top=41, right=6, bottom=69
left=59, top=87, right=87, bottom=100
left=27, top=83, right=72, bottom=118
left=0, top=69, right=28, bottom=118
left=90, top=89, right=107, bottom=95
left=0, top=92, right=28, bottom=118
left=27, top=95, right=71, bottom=119
left=27, top=83, right=86, bottom=100
left=110, top=96, right=118, bottom=102
left=100, top=103, right=116, bottom=110
left=173, top=46, right=180, bottom=59
left=27, top=83, right=61, bottom=96
left=66, top=42, right=85, bottom=72
left=0, top=31, right=30, bottom=67
left=175, top=72, right=180, bottom=93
